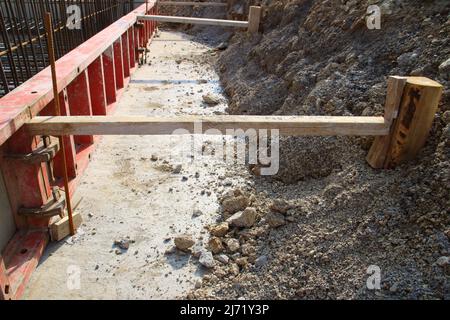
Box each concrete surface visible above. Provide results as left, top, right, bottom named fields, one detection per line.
left=23, top=31, right=246, bottom=299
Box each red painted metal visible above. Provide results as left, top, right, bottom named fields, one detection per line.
left=122, top=32, right=131, bottom=78
left=0, top=3, right=155, bottom=147
left=2, top=230, right=48, bottom=300
left=113, top=39, right=125, bottom=90
left=67, top=70, right=94, bottom=145
left=88, top=57, right=108, bottom=116
left=0, top=2, right=158, bottom=300
left=40, top=92, right=77, bottom=179
left=129, top=28, right=136, bottom=69
left=102, top=46, right=117, bottom=106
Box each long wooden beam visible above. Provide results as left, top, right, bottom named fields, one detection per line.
left=26, top=116, right=389, bottom=136
left=157, top=1, right=227, bottom=7
left=137, top=15, right=249, bottom=28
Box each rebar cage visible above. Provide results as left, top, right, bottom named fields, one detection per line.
left=0, top=0, right=137, bottom=97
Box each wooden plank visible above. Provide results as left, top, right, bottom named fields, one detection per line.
left=384, top=77, right=443, bottom=168
left=383, top=76, right=408, bottom=123
left=248, top=6, right=262, bottom=33
left=138, top=15, right=249, bottom=28
left=158, top=1, right=228, bottom=7
left=50, top=211, right=82, bottom=242
left=368, top=76, right=443, bottom=168
left=367, top=76, right=407, bottom=168
left=26, top=115, right=389, bottom=136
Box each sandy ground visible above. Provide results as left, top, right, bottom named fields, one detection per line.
left=23, top=31, right=247, bottom=299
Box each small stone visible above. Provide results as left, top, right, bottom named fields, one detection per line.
left=267, top=212, right=286, bottom=228
left=236, top=257, right=248, bottom=268
left=191, top=243, right=206, bottom=258
left=216, top=254, right=230, bottom=264
left=194, top=279, right=202, bottom=289
left=438, top=57, right=450, bottom=79
left=216, top=42, right=228, bottom=50
left=174, top=234, right=195, bottom=251
left=442, top=111, right=450, bottom=124
left=151, top=154, right=158, bottom=161
left=286, top=216, right=295, bottom=222
left=114, top=239, right=130, bottom=250
left=192, top=209, right=203, bottom=218
left=199, top=251, right=215, bottom=268
left=172, top=164, right=182, bottom=174
left=229, top=263, right=240, bottom=275
left=202, top=94, right=221, bottom=106
left=208, top=237, right=224, bottom=254
left=227, top=207, right=257, bottom=228
left=225, top=238, right=240, bottom=252
left=164, top=246, right=176, bottom=255
left=254, top=255, right=268, bottom=268
left=240, top=243, right=255, bottom=256
left=436, top=256, right=449, bottom=267
left=389, top=282, right=399, bottom=293
left=210, top=222, right=229, bottom=237
left=270, top=199, right=292, bottom=214
left=222, top=195, right=249, bottom=214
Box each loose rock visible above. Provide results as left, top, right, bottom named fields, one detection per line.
left=210, top=222, right=229, bottom=237
left=209, top=237, right=224, bottom=254
left=174, top=234, right=195, bottom=251
left=199, top=251, right=215, bottom=268
left=227, top=207, right=257, bottom=228
left=266, top=212, right=286, bottom=228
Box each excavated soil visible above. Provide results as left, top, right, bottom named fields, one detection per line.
left=189, top=0, right=450, bottom=299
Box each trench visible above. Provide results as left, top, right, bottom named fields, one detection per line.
left=23, top=30, right=250, bottom=299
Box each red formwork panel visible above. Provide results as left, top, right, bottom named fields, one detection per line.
left=102, top=45, right=117, bottom=107
left=0, top=2, right=158, bottom=300
left=39, top=92, right=77, bottom=179
left=87, top=57, right=108, bottom=116
left=129, top=28, right=136, bottom=69
left=113, top=39, right=125, bottom=90
left=122, top=32, right=131, bottom=78
left=67, top=70, right=94, bottom=145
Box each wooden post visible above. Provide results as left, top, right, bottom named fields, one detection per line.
left=248, top=6, right=262, bottom=33
left=367, top=76, right=443, bottom=168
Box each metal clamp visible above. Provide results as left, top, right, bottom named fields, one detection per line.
left=4, top=136, right=60, bottom=164
left=18, top=187, right=65, bottom=218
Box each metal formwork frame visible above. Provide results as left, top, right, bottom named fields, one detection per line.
left=0, top=2, right=158, bottom=300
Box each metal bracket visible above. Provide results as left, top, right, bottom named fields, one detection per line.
left=135, top=22, right=145, bottom=29
left=18, top=187, right=65, bottom=218
left=4, top=136, right=60, bottom=164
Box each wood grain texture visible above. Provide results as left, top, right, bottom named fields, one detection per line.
left=367, top=76, right=443, bottom=168
left=248, top=6, right=262, bottom=33
left=26, top=115, right=389, bottom=136
left=138, top=15, right=249, bottom=27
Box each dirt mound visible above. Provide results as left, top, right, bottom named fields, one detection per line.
left=190, top=0, right=450, bottom=299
